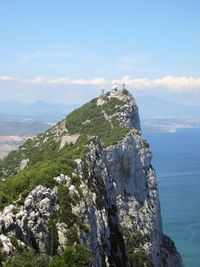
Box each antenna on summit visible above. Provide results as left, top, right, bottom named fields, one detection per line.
left=101, top=89, right=105, bottom=96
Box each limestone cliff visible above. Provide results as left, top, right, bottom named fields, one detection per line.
left=0, top=89, right=183, bottom=266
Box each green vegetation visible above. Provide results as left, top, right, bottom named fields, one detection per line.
left=122, top=227, right=152, bottom=267
left=103, top=97, right=125, bottom=115
left=49, top=244, right=92, bottom=267
left=4, top=249, right=49, bottom=267
left=0, top=129, right=62, bottom=179
left=51, top=184, right=90, bottom=245
left=48, top=219, right=59, bottom=256
left=65, top=101, right=111, bottom=143
left=3, top=245, right=91, bottom=267
left=0, top=241, right=6, bottom=262
left=65, top=225, right=79, bottom=246
left=65, top=97, right=129, bottom=146
left=56, top=185, right=78, bottom=227
left=143, top=139, right=150, bottom=148
left=10, top=236, right=23, bottom=252
left=0, top=126, right=87, bottom=180
left=0, top=135, right=88, bottom=209
left=122, top=88, right=129, bottom=95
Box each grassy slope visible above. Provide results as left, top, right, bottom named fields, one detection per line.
left=65, top=96, right=129, bottom=146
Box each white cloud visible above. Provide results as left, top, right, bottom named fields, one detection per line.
left=71, top=78, right=108, bottom=86
left=23, top=77, right=45, bottom=84
left=112, top=76, right=200, bottom=91
left=1, top=75, right=200, bottom=91
left=47, top=77, right=108, bottom=86
left=0, top=76, right=45, bottom=84
left=0, top=75, right=15, bottom=81
left=154, top=76, right=200, bottom=90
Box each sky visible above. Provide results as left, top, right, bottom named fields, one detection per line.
left=0, top=0, right=200, bottom=105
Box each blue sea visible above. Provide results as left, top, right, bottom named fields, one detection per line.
left=144, top=128, right=200, bottom=267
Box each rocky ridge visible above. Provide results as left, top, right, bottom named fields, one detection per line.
left=0, top=89, right=183, bottom=266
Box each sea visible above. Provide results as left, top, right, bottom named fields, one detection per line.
left=144, top=128, right=200, bottom=267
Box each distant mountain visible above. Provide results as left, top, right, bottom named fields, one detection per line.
left=0, top=119, right=51, bottom=136
left=0, top=101, right=78, bottom=121
left=0, top=97, right=199, bottom=122
left=135, top=95, right=200, bottom=119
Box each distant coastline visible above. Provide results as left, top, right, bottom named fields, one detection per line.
left=141, top=118, right=200, bottom=133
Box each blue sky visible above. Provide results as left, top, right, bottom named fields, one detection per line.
left=0, top=0, right=200, bottom=104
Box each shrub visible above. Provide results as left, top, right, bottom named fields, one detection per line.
left=49, top=244, right=92, bottom=267
left=5, top=249, right=49, bottom=267
left=48, top=219, right=59, bottom=256
left=56, top=185, right=77, bottom=227
left=122, top=228, right=152, bottom=267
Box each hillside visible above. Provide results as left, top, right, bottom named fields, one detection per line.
left=0, top=89, right=183, bottom=267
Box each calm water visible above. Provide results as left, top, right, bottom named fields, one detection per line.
left=144, top=128, right=200, bottom=267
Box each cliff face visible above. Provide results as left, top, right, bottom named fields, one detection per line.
left=0, top=89, right=183, bottom=266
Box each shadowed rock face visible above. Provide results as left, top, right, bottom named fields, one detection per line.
left=0, top=89, right=183, bottom=267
